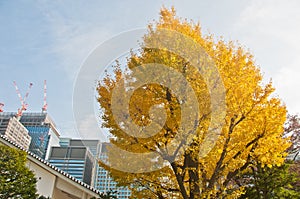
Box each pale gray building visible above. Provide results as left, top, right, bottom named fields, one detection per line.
left=0, top=113, right=31, bottom=149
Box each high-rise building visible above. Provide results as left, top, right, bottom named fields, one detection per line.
left=51, top=139, right=101, bottom=186
left=19, top=112, right=60, bottom=159
left=0, top=114, right=31, bottom=149
left=59, top=137, right=71, bottom=147
left=0, top=112, right=60, bottom=159
left=95, top=142, right=131, bottom=199
left=69, top=139, right=101, bottom=157
left=55, top=138, right=131, bottom=198
left=0, top=134, right=101, bottom=199
left=48, top=145, right=95, bottom=186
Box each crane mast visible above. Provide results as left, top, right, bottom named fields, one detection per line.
left=0, top=103, right=4, bottom=112
left=42, top=80, right=47, bottom=113
left=13, top=81, right=33, bottom=118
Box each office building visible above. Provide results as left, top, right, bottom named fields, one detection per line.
left=69, top=139, right=101, bottom=157
left=56, top=138, right=131, bottom=198
left=95, top=142, right=131, bottom=199
left=0, top=134, right=100, bottom=199
left=0, top=114, right=31, bottom=149
left=50, top=139, right=101, bottom=186
left=19, top=112, right=60, bottom=159
left=48, top=145, right=95, bottom=186
left=0, top=112, right=60, bottom=159
left=59, top=137, right=71, bottom=147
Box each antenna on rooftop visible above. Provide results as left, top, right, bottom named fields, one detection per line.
left=42, top=80, right=47, bottom=113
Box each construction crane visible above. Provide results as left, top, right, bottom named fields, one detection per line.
left=42, top=80, right=47, bottom=113
left=0, top=103, right=4, bottom=112
left=13, top=81, right=33, bottom=118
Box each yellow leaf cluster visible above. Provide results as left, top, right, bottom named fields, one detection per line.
left=96, top=7, right=290, bottom=199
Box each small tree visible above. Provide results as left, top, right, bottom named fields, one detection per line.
left=290, top=160, right=300, bottom=193
left=237, top=114, right=300, bottom=198
left=285, top=114, right=300, bottom=160
left=239, top=162, right=300, bottom=199
left=0, top=145, right=38, bottom=199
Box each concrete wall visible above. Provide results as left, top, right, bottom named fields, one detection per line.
left=26, top=160, right=56, bottom=198
left=25, top=157, right=99, bottom=199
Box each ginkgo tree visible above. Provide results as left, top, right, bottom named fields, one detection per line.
left=97, top=7, right=290, bottom=199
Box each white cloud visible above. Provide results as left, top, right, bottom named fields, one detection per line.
left=77, top=113, right=107, bottom=141
left=273, top=61, right=300, bottom=114
left=45, top=14, right=112, bottom=80
left=29, top=0, right=300, bottom=136
left=233, top=0, right=300, bottom=113
left=36, top=0, right=160, bottom=81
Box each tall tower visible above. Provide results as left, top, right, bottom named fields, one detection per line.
left=20, top=112, right=60, bottom=159
left=48, top=143, right=95, bottom=186
left=94, top=143, right=131, bottom=199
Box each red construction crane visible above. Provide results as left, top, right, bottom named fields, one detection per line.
left=13, top=81, right=33, bottom=118
left=42, top=80, right=47, bottom=113
left=0, top=103, right=4, bottom=112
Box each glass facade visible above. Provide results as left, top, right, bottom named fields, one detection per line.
left=59, top=137, right=71, bottom=147
left=94, top=143, right=131, bottom=199
left=48, top=146, right=94, bottom=185
left=49, top=159, right=86, bottom=181
left=27, top=126, right=50, bottom=159
left=58, top=139, right=132, bottom=198
left=95, top=166, right=131, bottom=198
left=20, top=113, right=60, bottom=159
left=0, top=112, right=60, bottom=159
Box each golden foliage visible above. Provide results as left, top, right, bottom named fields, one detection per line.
left=97, top=7, right=290, bottom=199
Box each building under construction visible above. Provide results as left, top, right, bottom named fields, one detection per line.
left=0, top=112, right=60, bottom=159
left=0, top=80, right=58, bottom=158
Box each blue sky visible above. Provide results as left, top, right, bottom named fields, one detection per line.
left=1, top=0, right=300, bottom=140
